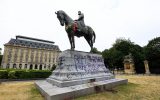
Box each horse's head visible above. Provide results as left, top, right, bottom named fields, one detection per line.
left=55, top=10, right=65, bottom=26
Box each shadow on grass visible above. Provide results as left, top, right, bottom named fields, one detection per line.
left=31, top=85, right=41, bottom=94
left=30, top=82, right=139, bottom=100
left=76, top=82, right=139, bottom=100
left=30, top=84, right=44, bottom=100
left=116, top=82, right=139, bottom=93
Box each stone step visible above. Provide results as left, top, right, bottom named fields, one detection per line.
left=47, top=75, right=114, bottom=87
left=35, top=78, right=128, bottom=100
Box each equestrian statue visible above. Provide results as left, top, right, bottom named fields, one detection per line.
left=55, top=10, right=96, bottom=50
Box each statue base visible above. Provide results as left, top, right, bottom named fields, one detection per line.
left=35, top=50, right=128, bottom=100
left=47, top=50, right=114, bottom=87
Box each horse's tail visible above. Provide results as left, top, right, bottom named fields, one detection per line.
left=92, top=31, right=96, bottom=43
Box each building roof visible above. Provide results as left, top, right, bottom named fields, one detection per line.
left=5, top=37, right=60, bottom=51
left=16, top=35, right=55, bottom=44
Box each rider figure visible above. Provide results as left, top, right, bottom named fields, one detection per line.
left=78, top=11, right=85, bottom=27
left=75, top=11, right=86, bottom=33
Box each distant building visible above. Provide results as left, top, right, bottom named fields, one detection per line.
left=123, top=53, right=135, bottom=74
left=1, top=35, right=60, bottom=70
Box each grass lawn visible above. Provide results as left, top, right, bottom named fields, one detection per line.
left=0, top=75, right=160, bottom=100
left=0, top=81, right=43, bottom=100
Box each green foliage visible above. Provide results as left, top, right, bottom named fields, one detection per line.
left=27, top=70, right=52, bottom=79
left=130, top=44, right=145, bottom=73
left=0, top=69, right=52, bottom=79
left=102, top=38, right=133, bottom=68
left=0, top=70, right=8, bottom=79
left=102, top=38, right=145, bottom=73
left=30, top=86, right=41, bottom=96
left=51, top=64, right=57, bottom=71
left=102, top=48, right=124, bottom=69
left=90, top=47, right=101, bottom=54
left=13, top=70, right=52, bottom=79
left=113, top=38, right=133, bottom=55
left=145, top=37, right=160, bottom=60
left=145, top=37, right=160, bottom=74
left=8, top=70, right=17, bottom=79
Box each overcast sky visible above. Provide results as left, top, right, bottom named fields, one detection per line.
left=0, top=0, right=160, bottom=53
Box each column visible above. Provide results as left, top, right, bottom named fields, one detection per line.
left=130, top=62, right=135, bottom=74
left=144, top=60, right=150, bottom=74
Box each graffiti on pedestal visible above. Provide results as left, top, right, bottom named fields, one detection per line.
left=74, top=54, right=104, bottom=73
left=56, top=56, right=65, bottom=70
left=54, top=53, right=109, bottom=79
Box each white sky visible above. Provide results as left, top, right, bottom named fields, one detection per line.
left=0, top=0, right=160, bottom=53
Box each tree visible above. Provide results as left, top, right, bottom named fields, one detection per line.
left=130, top=44, right=145, bottom=73
left=102, top=38, right=145, bottom=73
left=0, top=48, right=1, bottom=55
left=90, top=47, right=101, bottom=54
left=145, top=37, right=160, bottom=74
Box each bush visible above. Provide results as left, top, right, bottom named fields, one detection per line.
left=12, top=70, right=52, bottom=79
left=14, top=70, right=27, bottom=79
left=51, top=64, right=57, bottom=71
left=0, top=70, right=8, bottom=79
left=8, top=71, right=17, bottom=79
left=28, top=70, right=52, bottom=79
left=17, top=70, right=51, bottom=79
left=0, top=69, right=52, bottom=79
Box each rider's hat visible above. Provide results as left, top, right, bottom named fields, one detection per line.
left=78, top=11, right=81, bottom=15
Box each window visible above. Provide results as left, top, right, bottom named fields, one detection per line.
left=13, top=64, right=16, bottom=69
left=39, top=65, right=42, bottom=70
left=6, top=64, right=10, bottom=69
left=44, top=64, right=46, bottom=69
left=35, top=64, right=38, bottom=69
left=30, top=64, right=33, bottom=70
left=19, top=64, right=22, bottom=69
left=48, top=64, right=50, bottom=70
left=25, top=64, right=27, bottom=69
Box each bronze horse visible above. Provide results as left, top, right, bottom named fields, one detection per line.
left=55, top=10, right=96, bottom=50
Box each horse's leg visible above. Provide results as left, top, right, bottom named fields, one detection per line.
left=67, top=34, right=73, bottom=50
left=89, top=36, right=93, bottom=50
left=84, top=35, right=92, bottom=50
left=84, top=27, right=93, bottom=50
left=73, top=36, right=75, bottom=49
left=90, top=35, right=93, bottom=50
left=88, top=28, right=94, bottom=50
left=71, top=34, right=75, bottom=50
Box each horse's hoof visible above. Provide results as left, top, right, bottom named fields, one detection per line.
left=71, top=48, right=74, bottom=51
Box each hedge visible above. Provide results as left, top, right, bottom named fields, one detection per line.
left=8, top=71, right=17, bottom=79
left=0, top=69, right=52, bottom=79
left=0, top=70, right=8, bottom=79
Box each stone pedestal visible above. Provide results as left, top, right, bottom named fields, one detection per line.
left=47, top=50, right=114, bottom=87
left=123, top=53, right=135, bottom=74
left=144, top=60, right=150, bottom=74
left=124, top=62, right=135, bottom=74
left=35, top=50, right=128, bottom=100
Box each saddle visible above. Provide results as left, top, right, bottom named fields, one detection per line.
left=73, top=21, right=87, bottom=37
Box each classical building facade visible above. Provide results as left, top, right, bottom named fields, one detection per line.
left=1, top=35, right=60, bottom=70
